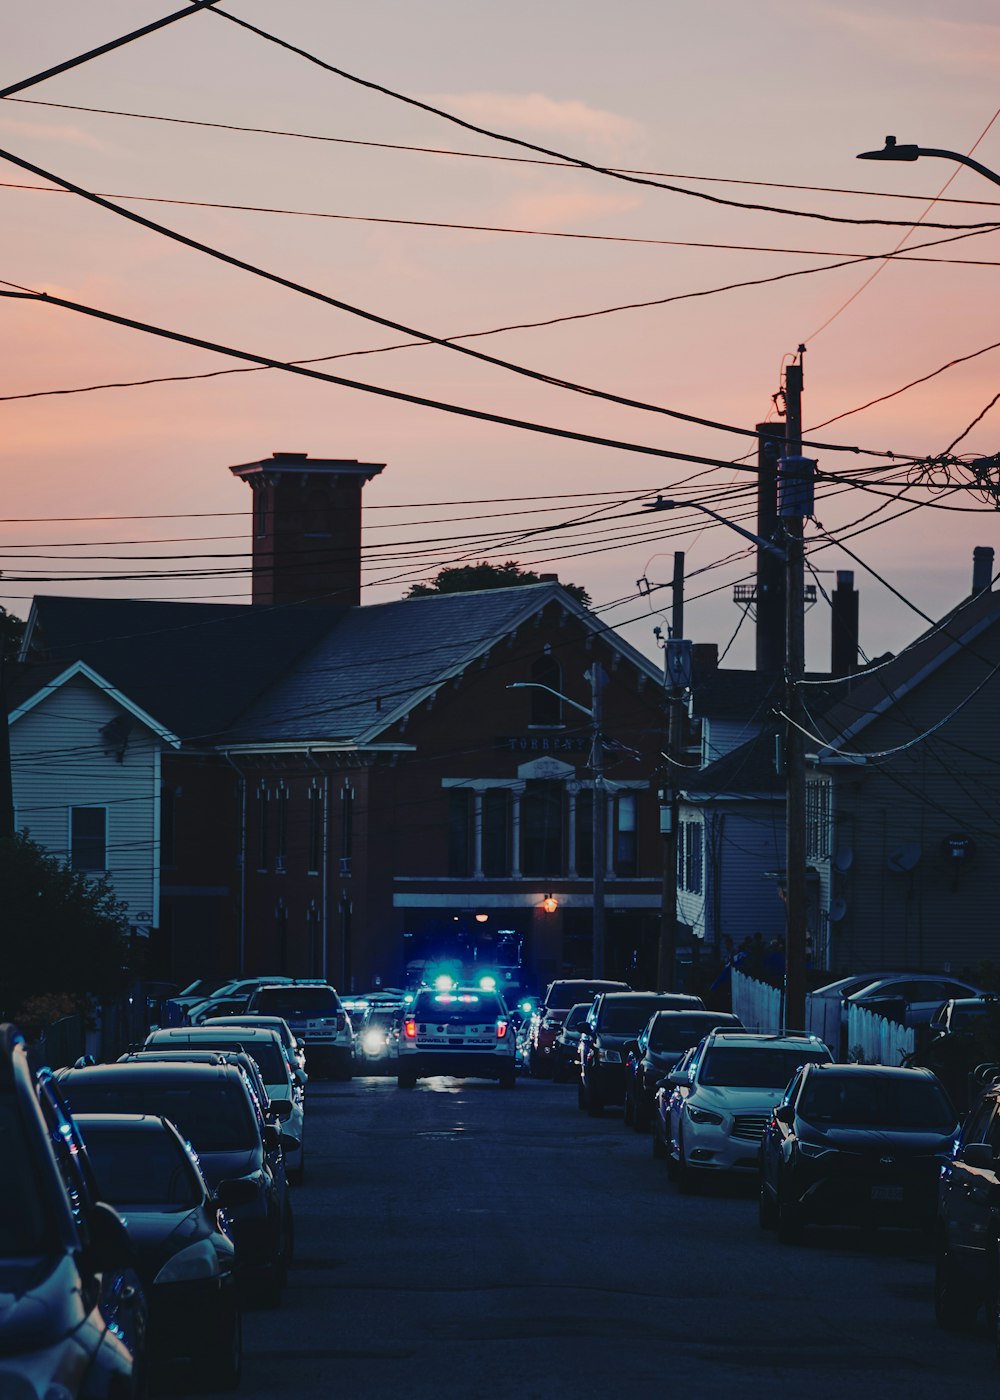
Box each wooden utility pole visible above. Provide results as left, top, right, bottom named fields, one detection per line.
left=657, top=554, right=686, bottom=992
left=781, top=351, right=812, bottom=1031
left=589, top=662, right=607, bottom=979
left=0, top=611, right=14, bottom=841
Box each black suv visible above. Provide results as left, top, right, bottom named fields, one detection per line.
left=623, top=1010, right=742, bottom=1131
left=56, top=1058, right=295, bottom=1304
left=578, top=991, right=704, bottom=1116
left=759, top=1061, right=958, bottom=1244
left=0, top=1023, right=147, bottom=1397
left=529, top=979, right=630, bottom=1078
left=934, top=1075, right=1000, bottom=1332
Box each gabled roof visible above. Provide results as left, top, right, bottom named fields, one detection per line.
left=811, top=585, right=1000, bottom=761
left=8, top=660, right=181, bottom=747
left=226, top=581, right=664, bottom=746
left=679, top=728, right=784, bottom=802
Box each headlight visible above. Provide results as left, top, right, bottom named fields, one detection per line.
left=154, top=1237, right=220, bottom=1284
left=362, top=1031, right=385, bottom=1054
left=797, top=1140, right=832, bottom=1159
left=687, top=1104, right=724, bottom=1126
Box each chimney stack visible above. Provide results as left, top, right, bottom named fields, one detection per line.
left=230, top=452, right=384, bottom=607
left=972, top=546, right=995, bottom=597
left=830, top=570, right=859, bottom=678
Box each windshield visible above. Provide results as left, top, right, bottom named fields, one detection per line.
left=0, top=1097, right=56, bottom=1254
left=699, top=1045, right=830, bottom=1089
left=171, top=1038, right=286, bottom=1083
left=251, top=988, right=341, bottom=1016
left=798, top=1074, right=957, bottom=1132
left=414, top=993, right=502, bottom=1025
left=547, top=981, right=627, bottom=1011
left=650, top=1015, right=737, bottom=1053
left=78, top=1125, right=202, bottom=1209
left=63, top=1076, right=258, bottom=1152
left=601, top=999, right=679, bottom=1036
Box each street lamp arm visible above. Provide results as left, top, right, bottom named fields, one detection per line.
left=857, top=136, right=1000, bottom=190
left=643, top=495, right=786, bottom=559
left=505, top=681, right=594, bottom=719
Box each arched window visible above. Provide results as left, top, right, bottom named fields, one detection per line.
left=530, top=654, right=562, bottom=726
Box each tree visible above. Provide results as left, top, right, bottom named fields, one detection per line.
left=407, top=561, right=591, bottom=608
left=0, top=831, right=133, bottom=1020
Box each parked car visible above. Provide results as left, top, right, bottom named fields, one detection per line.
left=578, top=991, right=705, bottom=1117
left=623, top=1010, right=743, bottom=1131
left=759, top=1062, right=958, bottom=1243
left=0, top=1023, right=148, bottom=1398
left=56, top=1059, right=295, bottom=1304
left=356, top=1006, right=402, bottom=1073
left=551, top=1002, right=593, bottom=1083
left=164, top=975, right=296, bottom=1027
left=652, top=1045, right=698, bottom=1161
left=934, top=1073, right=1000, bottom=1330
left=847, top=974, right=985, bottom=1027
left=528, top=979, right=631, bottom=1078
left=204, top=1013, right=308, bottom=1084
left=397, top=986, right=516, bottom=1089
left=246, top=982, right=355, bottom=1080
left=668, top=1029, right=833, bottom=1190
left=916, top=997, right=1000, bottom=1113
left=140, top=1026, right=306, bottom=1185
left=75, top=1112, right=247, bottom=1390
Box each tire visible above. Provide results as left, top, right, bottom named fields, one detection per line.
left=204, top=1298, right=242, bottom=1392
left=288, top=1152, right=305, bottom=1187
left=623, top=1089, right=634, bottom=1128
left=586, top=1085, right=604, bottom=1118
left=397, top=1070, right=417, bottom=1089
left=499, top=1067, right=516, bottom=1090
left=776, top=1188, right=803, bottom=1245
left=577, top=1081, right=587, bottom=1112
left=758, top=1174, right=778, bottom=1231
left=675, top=1130, right=696, bottom=1194
left=652, top=1127, right=669, bottom=1160
left=934, top=1243, right=975, bottom=1330
left=334, top=1050, right=354, bottom=1082
left=634, top=1101, right=650, bottom=1133
left=552, top=1057, right=565, bottom=1084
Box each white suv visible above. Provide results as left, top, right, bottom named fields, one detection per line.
left=671, top=1029, right=832, bottom=1190
left=247, top=983, right=355, bottom=1080
left=398, top=987, right=516, bottom=1089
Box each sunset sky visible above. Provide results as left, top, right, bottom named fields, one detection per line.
left=4, top=0, right=1000, bottom=674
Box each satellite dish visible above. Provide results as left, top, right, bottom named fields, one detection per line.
left=833, top=848, right=854, bottom=873
left=887, top=842, right=921, bottom=873
left=829, top=898, right=848, bottom=923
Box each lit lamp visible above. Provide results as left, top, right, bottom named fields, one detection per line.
left=541, top=894, right=559, bottom=914
left=474, top=911, right=489, bottom=924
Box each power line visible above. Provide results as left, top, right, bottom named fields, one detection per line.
left=203, top=6, right=1000, bottom=235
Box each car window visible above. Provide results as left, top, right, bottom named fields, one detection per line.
left=78, top=1125, right=202, bottom=1210
left=699, top=1045, right=830, bottom=1089
left=797, top=1074, right=956, bottom=1132
left=251, top=987, right=341, bottom=1015
left=599, top=999, right=673, bottom=1035
left=965, top=1098, right=996, bottom=1144
left=649, top=1015, right=738, bottom=1053
left=179, top=1038, right=286, bottom=1083
left=63, top=1077, right=258, bottom=1152
left=0, top=1096, right=56, bottom=1254
left=414, top=992, right=502, bottom=1025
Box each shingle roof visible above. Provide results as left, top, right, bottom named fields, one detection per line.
left=680, top=728, right=785, bottom=799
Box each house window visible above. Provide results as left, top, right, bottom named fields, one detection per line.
left=341, top=784, right=354, bottom=868
left=70, top=807, right=107, bottom=872
left=575, top=787, right=594, bottom=877
left=616, top=792, right=637, bottom=876
left=678, top=820, right=703, bottom=894
left=482, top=789, right=510, bottom=877
left=256, top=785, right=269, bottom=870
left=529, top=654, right=562, bottom=727
left=448, top=790, right=473, bottom=877
left=806, top=778, right=832, bottom=862
left=276, top=784, right=288, bottom=872
left=521, top=780, right=563, bottom=876
left=307, top=784, right=322, bottom=874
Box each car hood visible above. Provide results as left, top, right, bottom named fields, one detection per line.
left=112, top=1208, right=207, bottom=1287
left=692, top=1085, right=786, bottom=1113
left=196, top=1146, right=260, bottom=1188
left=0, top=1255, right=86, bottom=1356
left=798, top=1125, right=955, bottom=1155
left=645, top=1051, right=684, bottom=1072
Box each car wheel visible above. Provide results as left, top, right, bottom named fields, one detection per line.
left=334, top=1051, right=354, bottom=1082
left=499, top=1067, right=516, bottom=1090
left=586, top=1087, right=604, bottom=1117
left=934, top=1242, right=975, bottom=1330
left=204, top=1298, right=242, bottom=1392
left=652, top=1126, right=668, bottom=1160
left=288, top=1154, right=305, bottom=1187
left=758, top=1173, right=778, bottom=1230
left=634, top=1102, right=650, bottom=1133
left=675, top=1130, right=697, bottom=1194
left=577, top=1080, right=587, bottom=1111
left=397, top=1070, right=417, bottom=1089
left=623, top=1089, right=634, bottom=1127
left=552, top=1057, right=565, bottom=1084
left=776, top=1188, right=803, bottom=1245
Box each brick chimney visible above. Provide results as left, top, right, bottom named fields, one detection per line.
left=972, top=546, right=995, bottom=597
left=230, top=452, right=384, bottom=607
left=830, top=570, right=859, bottom=678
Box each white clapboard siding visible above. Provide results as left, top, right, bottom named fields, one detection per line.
left=11, top=672, right=162, bottom=926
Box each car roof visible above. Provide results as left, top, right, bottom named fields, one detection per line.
left=148, top=1025, right=283, bottom=1042
left=850, top=974, right=981, bottom=995
left=702, top=1030, right=830, bottom=1050
left=799, top=1062, right=937, bottom=1081
left=649, top=1009, right=738, bottom=1021
left=57, top=1059, right=247, bottom=1086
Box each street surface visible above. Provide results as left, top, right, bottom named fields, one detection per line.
left=228, top=1074, right=994, bottom=1399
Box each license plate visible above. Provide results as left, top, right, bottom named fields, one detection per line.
left=871, top=1184, right=904, bottom=1202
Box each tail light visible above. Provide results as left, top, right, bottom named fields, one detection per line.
left=496, top=1020, right=508, bottom=1039
left=403, top=1017, right=417, bottom=1040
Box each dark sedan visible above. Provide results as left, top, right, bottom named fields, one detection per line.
left=56, top=1060, right=295, bottom=1304
left=759, top=1062, right=959, bottom=1243
left=75, top=1113, right=249, bottom=1390
left=623, top=1010, right=742, bottom=1131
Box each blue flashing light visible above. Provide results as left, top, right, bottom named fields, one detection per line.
left=479, top=974, right=498, bottom=991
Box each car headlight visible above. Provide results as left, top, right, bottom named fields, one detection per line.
left=687, top=1104, right=724, bottom=1126
left=796, top=1140, right=832, bottom=1159
left=154, top=1237, right=220, bottom=1284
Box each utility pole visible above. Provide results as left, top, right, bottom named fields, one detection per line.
left=0, top=611, right=14, bottom=842
left=588, top=662, right=607, bottom=979
left=657, top=553, right=686, bottom=991
left=781, top=350, right=812, bottom=1031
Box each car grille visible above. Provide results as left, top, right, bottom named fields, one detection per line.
left=732, top=1113, right=769, bottom=1142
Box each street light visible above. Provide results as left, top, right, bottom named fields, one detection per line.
left=857, top=135, right=1000, bottom=189
left=507, top=667, right=607, bottom=977
left=643, top=496, right=786, bottom=559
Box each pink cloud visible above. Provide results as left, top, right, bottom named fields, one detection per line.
left=426, top=91, right=642, bottom=155
left=0, top=117, right=108, bottom=151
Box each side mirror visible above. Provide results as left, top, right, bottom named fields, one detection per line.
left=666, top=1070, right=688, bottom=1086
left=215, top=1176, right=260, bottom=1207
left=774, top=1104, right=795, bottom=1126
left=269, top=1099, right=293, bottom=1123
left=262, top=1124, right=280, bottom=1152
left=960, top=1142, right=995, bottom=1170
left=86, top=1201, right=135, bottom=1274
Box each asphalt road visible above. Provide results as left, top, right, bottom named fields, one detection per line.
left=225, top=1072, right=996, bottom=1399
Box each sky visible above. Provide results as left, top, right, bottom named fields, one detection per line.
left=3, top=0, right=1000, bottom=674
